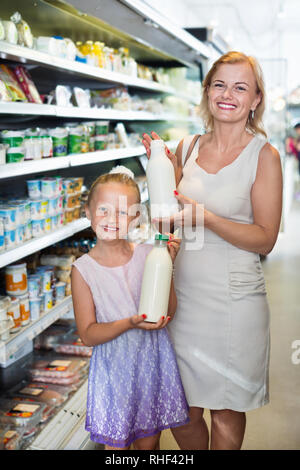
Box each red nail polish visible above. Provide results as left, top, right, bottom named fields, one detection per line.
left=166, top=148, right=170, bottom=154
left=174, top=190, right=178, bottom=196
left=142, top=314, right=147, bottom=319
left=161, top=316, right=165, bottom=320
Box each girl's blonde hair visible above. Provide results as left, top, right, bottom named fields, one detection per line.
left=200, top=51, right=267, bottom=138
left=87, top=171, right=141, bottom=206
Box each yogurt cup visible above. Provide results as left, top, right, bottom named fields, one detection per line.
left=0, top=205, right=17, bottom=230
left=39, top=293, right=45, bottom=313
left=5, top=263, right=28, bottom=296
left=10, top=202, right=26, bottom=226
left=24, top=221, right=32, bottom=241
left=48, top=196, right=58, bottom=216
left=7, top=298, right=22, bottom=333
left=41, top=270, right=52, bottom=292
left=14, top=199, right=31, bottom=223
left=51, top=215, right=58, bottom=230
left=44, top=217, right=52, bottom=233
left=41, top=178, right=57, bottom=198
left=18, top=293, right=30, bottom=326
left=43, top=289, right=53, bottom=312
left=15, top=225, right=25, bottom=245
left=28, top=275, right=41, bottom=299
left=4, top=229, right=16, bottom=250
left=31, top=219, right=45, bottom=237
left=29, top=297, right=41, bottom=321
left=26, top=180, right=41, bottom=200
left=30, top=199, right=43, bottom=219
left=40, top=199, right=49, bottom=218
left=55, top=282, right=66, bottom=302
left=54, top=176, right=63, bottom=195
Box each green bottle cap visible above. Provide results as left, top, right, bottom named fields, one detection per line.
left=155, top=233, right=169, bottom=241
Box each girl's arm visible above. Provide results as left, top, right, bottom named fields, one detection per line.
left=71, top=266, right=170, bottom=346
left=167, top=277, right=177, bottom=319
left=166, top=235, right=180, bottom=320
left=71, top=266, right=134, bottom=347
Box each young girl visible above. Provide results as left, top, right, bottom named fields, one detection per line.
left=71, top=166, right=189, bottom=450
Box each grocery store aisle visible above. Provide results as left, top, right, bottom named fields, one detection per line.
left=160, top=199, right=300, bottom=450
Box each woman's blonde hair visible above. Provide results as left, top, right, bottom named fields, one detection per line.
left=199, top=51, right=267, bottom=138
left=87, top=171, right=141, bottom=206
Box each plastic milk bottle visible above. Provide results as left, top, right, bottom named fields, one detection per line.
left=138, top=234, right=173, bottom=323
left=146, top=139, right=179, bottom=218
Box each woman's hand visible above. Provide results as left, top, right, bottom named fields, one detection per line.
left=142, top=131, right=179, bottom=176
left=129, top=313, right=171, bottom=330
left=153, top=190, right=208, bottom=232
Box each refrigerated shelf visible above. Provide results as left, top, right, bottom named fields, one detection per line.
left=0, top=141, right=179, bottom=178
left=0, top=218, right=90, bottom=268
left=0, top=295, right=73, bottom=365
left=0, top=40, right=200, bottom=104
left=0, top=101, right=198, bottom=123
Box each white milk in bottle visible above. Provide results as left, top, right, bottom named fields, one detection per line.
left=146, top=139, right=179, bottom=218
left=138, top=234, right=173, bottom=323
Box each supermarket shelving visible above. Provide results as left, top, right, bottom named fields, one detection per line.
left=0, top=41, right=200, bottom=105
left=0, top=101, right=199, bottom=122
left=0, top=295, right=74, bottom=365
left=0, top=218, right=90, bottom=268
left=0, top=141, right=179, bottom=178
left=29, top=379, right=90, bottom=450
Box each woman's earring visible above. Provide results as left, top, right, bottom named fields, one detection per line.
left=251, top=110, right=255, bottom=120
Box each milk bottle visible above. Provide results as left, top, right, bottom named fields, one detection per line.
left=138, top=234, right=173, bottom=323
left=146, top=139, right=179, bottom=218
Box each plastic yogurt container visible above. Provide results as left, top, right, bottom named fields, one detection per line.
left=55, top=282, right=66, bottom=302
left=29, top=297, right=41, bottom=321
left=43, top=289, right=53, bottom=312
left=30, top=199, right=43, bottom=219
left=0, top=205, right=17, bottom=230
left=28, top=275, right=41, bottom=299
left=31, top=219, right=45, bottom=238
left=26, top=180, right=41, bottom=200
left=41, top=178, right=57, bottom=198
left=18, top=293, right=30, bottom=326
left=7, top=298, right=22, bottom=333
left=44, top=217, right=52, bottom=233
left=15, top=225, right=24, bottom=245
left=4, top=229, right=16, bottom=250
left=48, top=196, right=58, bottom=216
left=5, top=263, right=28, bottom=296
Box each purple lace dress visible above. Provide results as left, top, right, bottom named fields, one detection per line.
left=72, top=243, right=189, bottom=448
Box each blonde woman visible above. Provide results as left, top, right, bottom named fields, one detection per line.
left=142, top=51, right=283, bottom=450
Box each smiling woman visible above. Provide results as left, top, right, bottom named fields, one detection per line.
left=142, top=50, right=283, bottom=451
left=200, top=51, right=267, bottom=138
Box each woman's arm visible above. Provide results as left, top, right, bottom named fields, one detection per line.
left=205, top=143, right=283, bottom=255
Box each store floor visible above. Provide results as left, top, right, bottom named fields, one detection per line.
left=160, top=198, right=300, bottom=451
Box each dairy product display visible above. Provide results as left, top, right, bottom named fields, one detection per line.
left=138, top=234, right=173, bottom=323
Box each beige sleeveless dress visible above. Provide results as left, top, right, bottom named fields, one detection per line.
left=167, top=134, right=270, bottom=412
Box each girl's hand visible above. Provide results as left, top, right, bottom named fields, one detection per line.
left=142, top=131, right=179, bottom=175
left=129, top=313, right=171, bottom=330
left=165, top=232, right=181, bottom=264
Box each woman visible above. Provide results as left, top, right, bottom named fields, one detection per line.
left=142, top=51, right=283, bottom=450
